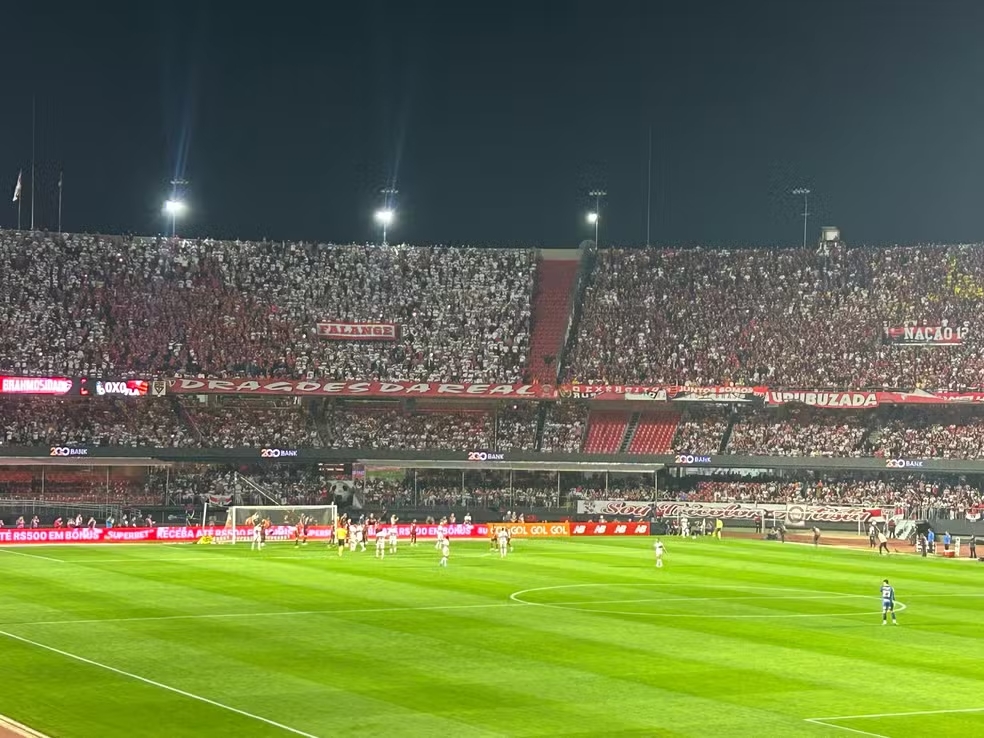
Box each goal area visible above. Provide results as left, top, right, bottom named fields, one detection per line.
left=222, top=505, right=337, bottom=544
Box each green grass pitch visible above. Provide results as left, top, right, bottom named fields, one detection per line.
left=0, top=536, right=981, bottom=737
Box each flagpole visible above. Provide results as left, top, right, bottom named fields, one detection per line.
left=58, top=171, right=63, bottom=233
left=17, top=193, right=21, bottom=231
left=30, top=95, right=36, bottom=231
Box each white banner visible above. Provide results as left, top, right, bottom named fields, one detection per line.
left=577, top=499, right=877, bottom=524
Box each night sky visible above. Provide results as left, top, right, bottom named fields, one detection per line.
left=4, top=1, right=984, bottom=247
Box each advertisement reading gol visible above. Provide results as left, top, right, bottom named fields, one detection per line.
left=488, top=522, right=570, bottom=538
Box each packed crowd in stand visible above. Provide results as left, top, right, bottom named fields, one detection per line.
left=5, top=229, right=984, bottom=523
left=0, top=397, right=195, bottom=447
left=681, top=478, right=983, bottom=520
left=184, top=398, right=323, bottom=448
left=0, top=231, right=534, bottom=382
left=567, top=244, right=984, bottom=389
left=320, top=406, right=492, bottom=450
left=867, top=409, right=984, bottom=460
left=727, top=409, right=869, bottom=457
left=540, top=404, right=586, bottom=453
left=670, top=407, right=729, bottom=454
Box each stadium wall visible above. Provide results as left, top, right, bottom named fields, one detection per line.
left=0, top=446, right=975, bottom=473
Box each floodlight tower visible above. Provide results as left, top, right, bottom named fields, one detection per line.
left=375, top=188, right=398, bottom=245
left=163, top=198, right=187, bottom=237
left=587, top=189, right=606, bottom=247
left=792, top=187, right=811, bottom=249
left=166, top=178, right=189, bottom=237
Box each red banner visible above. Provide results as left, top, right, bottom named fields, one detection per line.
left=560, top=384, right=761, bottom=402
left=765, top=391, right=878, bottom=409
left=0, top=376, right=73, bottom=395
left=884, top=325, right=967, bottom=346
left=569, top=521, right=651, bottom=536
left=0, top=523, right=492, bottom=545
left=489, top=522, right=570, bottom=538
left=164, top=378, right=557, bottom=399
left=316, top=322, right=398, bottom=341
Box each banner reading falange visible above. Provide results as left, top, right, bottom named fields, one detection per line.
left=576, top=500, right=878, bottom=524
left=315, top=321, right=399, bottom=341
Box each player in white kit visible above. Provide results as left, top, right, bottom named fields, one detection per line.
left=653, top=539, right=666, bottom=568
left=388, top=524, right=398, bottom=553
left=439, top=537, right=450, bottom=567
left=435, top=519, right=448, bottom=549
left=349, top=523, right=359, bottom=552
left=497, top=527, right=510, bottom=558
left=251, top=522, right=263, bottom=551
left=375, top=527, right=386, bottom=559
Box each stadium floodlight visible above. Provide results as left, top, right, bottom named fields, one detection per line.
left=792, top=187, right=811, bottom=249
left=587, top=190, right=606, bottom=247
left=374, top=208, right=395, bottom=246
left=163, top=199, right=187, bottom=238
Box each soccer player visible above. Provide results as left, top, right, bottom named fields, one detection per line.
left=490, top=527, right=498, bottom=551
left=877, top=530, right=890, bottom=556
left=375, top=526, right=386, bottom=559
left=388, top=523, right=398, bottom=554
left=881, top=579, right=898, bottom=625
left=336, top=523, right=348, bottom=556
left=250, top=520, right=263, bottom=551
left=812, top=526, right=821, bottom=547
left=653, top=538, right=666, bottom=568
left=436, top=518, right=448, bottom=550
left=295, top=517, right=305, bottom=547
left=497, top=526, right=510, bottom=558
left=439, top=537, right=450, bottom=567
left=409, top=520, right=418, bottom=547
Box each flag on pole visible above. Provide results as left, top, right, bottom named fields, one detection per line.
left=12, top=171, right=21, bottom=202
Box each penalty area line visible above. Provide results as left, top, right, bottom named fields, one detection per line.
left=805, top=706, right=984, bottom=738
left=0, top=628, right=321, bottom=738
left=7, top=601, right=525, bottom=627
left=0, top=549, right=65, bottom=563
left=803, top=718, right=888, bottom=738
left=809, top=706, right=984, bottom=721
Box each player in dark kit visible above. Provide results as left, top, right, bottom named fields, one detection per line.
left=881, top=579, right=898, bottom=625
left=409, top=520, right=418, bottom=546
